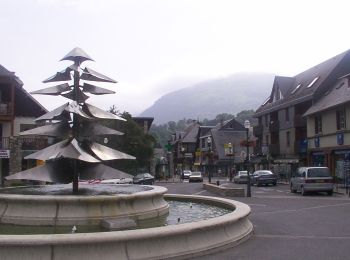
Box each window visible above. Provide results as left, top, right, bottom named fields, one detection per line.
left=315, top=115, right=322, bottom=134
left=285, top=108, right=289, bottom=122
left=286, top=131, right=291, bottom=147
left=291, top=84, right=301, bottom=94
left=336, top=107, right=346, bottom=130
left=306, top=76, right=319, bottom=88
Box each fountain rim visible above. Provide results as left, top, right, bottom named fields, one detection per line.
left=0, top=194, right=251, bottom=243
left=0, top=185, right=167, bottom=201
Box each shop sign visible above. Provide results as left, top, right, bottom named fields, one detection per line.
left=0, top=150, right=10, bottom=158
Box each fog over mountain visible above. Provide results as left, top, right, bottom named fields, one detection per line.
left=139, top=73, right=275, bottom=124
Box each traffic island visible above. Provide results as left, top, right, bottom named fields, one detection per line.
left=203, top=183, right=245, bottom=197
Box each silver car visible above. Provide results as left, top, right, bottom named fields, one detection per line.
left=233, top=171, right=248, bottom=184
left=290, top=167, right=334, bottom=196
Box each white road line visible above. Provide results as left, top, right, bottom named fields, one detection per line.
left=255, top=234, right=350, bottom=240
left=194, top=190, right=207, bottom=195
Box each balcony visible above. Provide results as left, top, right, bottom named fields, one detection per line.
left=0, top=137, right=10, bottom=149
left=0, top=102, right=12, bottom=116
left=253, top=125, right=263, bottom=136
left=269, top=121, right=280, bottom=133
left=21, top=137, right=50, bottom=151
left=294, top=114, right=306, bottom=128
left=269, top=143, right=280, bottom=156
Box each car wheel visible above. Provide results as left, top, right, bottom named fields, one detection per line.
left=257, top=181, right=261, bottom=187
left=327, top=190, right=333, bottom=196
left=290, top=184, right=296, bottom=193
left=272, top=182, right=277, bottom=186
left=301, top=186, right=306, bottom=196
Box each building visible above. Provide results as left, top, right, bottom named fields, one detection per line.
left=196, top=119, right=253, bottom=177
left=304, top=74, right=350, bottom=185
left=254, top=49, right=350, bottom=179
left=0, top=64, right=47, bottom=184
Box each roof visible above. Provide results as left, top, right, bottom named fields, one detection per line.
left=304, top=77, right=350, bottom=116
left=182, top=121, right=201, bottom=143
left=255, top=50, right=350, bottom=116
left=0, top=64, right=47, bottom=117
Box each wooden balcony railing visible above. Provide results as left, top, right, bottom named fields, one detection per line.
left=0, top=102, right=12, bottom=116
left=0, top=137, right=50, bottom=151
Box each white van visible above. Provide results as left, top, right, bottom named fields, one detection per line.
left=290, top=167, right=334, bottom=196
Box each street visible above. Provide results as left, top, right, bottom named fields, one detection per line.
left=156, top=180, right=350, bottom=260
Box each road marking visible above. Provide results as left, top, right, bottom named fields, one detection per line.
left=255, top=234, right=350, bottom=240
left=255, top=202, right=350, bottom=215
left=248, top=204, right=267, bottom=207
left=194, top=190, right=207, bottom=195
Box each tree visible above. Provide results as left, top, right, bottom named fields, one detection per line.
left=104, top=108, right=156, bottom=174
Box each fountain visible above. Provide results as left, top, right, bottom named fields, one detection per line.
left=0, top=48, right=253, bottom=259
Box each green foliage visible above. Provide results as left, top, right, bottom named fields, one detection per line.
left=104, top=107, right=156, bottom=174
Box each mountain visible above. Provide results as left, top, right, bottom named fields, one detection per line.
left=139, top=73, right=275, bottom=124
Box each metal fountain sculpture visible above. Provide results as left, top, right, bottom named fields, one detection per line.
left=6, top=48, right=135, bottom=193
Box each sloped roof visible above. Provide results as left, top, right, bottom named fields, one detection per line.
left=1, top=64, right=47, bottom=117
left=182, top=121, right=201, bottom=143
left=213, top=118, right=246, bottom=131
left=304, top=77, right=350, bottom=116
left=255, top=50, right=350, bottom=116
left=0, top=64, right=15, bottom=77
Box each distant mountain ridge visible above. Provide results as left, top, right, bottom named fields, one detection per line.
left=140, top=73, right=275, bottom=124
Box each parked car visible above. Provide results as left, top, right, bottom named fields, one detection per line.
left=189, top=171, right=203, bottom=182
left=133, top=173, right=155, bottom=185
left=100, top=178, right=133, bottom=184
left=251, top=170, right=277, bottom=186
left=182, top=170, right=192, bottom=179
left=233, top=171, right=248, bottom=184
left=290, top=167, right=334, bottom=196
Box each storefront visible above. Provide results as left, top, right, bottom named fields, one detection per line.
left=334, top=150, right=350, bottom=187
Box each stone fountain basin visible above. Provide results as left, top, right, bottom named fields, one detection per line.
left=0, top=194, right=252, bottom=260
left=0, top=184, right=169, bottom=226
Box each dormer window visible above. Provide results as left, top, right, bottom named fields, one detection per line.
left=291, top=84, right=301, bottom=94
left=306, top=76, right=319, bottom=88
left=273, top=88, right=283, bottom=102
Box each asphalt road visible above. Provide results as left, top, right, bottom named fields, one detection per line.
left=156, top=180, right=350, bottom=260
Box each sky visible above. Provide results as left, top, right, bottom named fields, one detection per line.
left=1, top=0, right=350, bottom=116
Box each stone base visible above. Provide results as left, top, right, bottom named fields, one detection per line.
left=203, top=183, right=245, bottom=197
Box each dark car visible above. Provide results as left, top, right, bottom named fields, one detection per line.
left=251, top=170, right=277, bottom=186
left=133, top=173, right=155, bottom=185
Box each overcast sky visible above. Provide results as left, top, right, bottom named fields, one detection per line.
left=1, top=0, right=350, bottom=115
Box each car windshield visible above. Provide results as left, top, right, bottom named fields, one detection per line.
left=238, top=171, right=247, bottom=176
left=135, top=173, right=147, bottom=178
left=191, top=172, right=201, bottom=176
left=308, top=168, right=331, bottom=177
left=257, top=171, right=272, bottom=175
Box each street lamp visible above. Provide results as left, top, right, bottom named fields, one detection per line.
left=227, top=143, right=234, bottom=182
left=244, top=120, right=252, bottom=197
left=207, top=136, right=212, bottom=183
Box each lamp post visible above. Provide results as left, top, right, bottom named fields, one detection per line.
left=244, top=120, right=252, bottom=197
left=207, top=136, right=212, bottom=183
left=228, top=143, right=234, bottom=182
